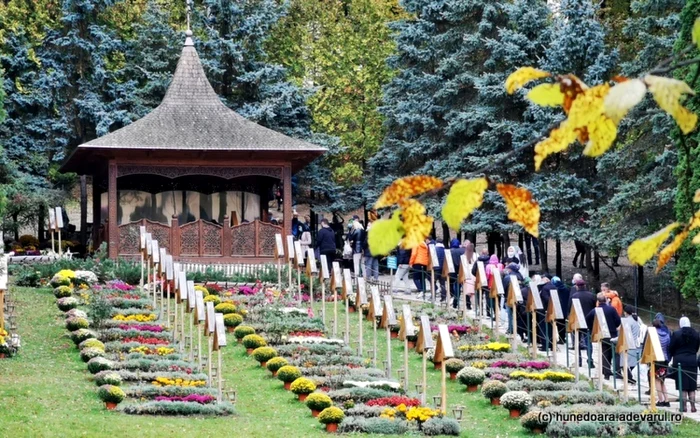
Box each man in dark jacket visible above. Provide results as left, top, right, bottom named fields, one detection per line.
left=471, top=248, right=491, bottom=314
left=569, top=278, right=597, bottom=368
left=552, top=276, right=570, bottom=345
left=586, top=293, right=621, bottom=379
left=316, top=219, right=337, bottom=263
left=432, top=240, right=447, bottom=301
left=537, top=274, right=554, bottom=351
left=502, top=264, right=523, bottom=336
left=450, top=239, right=465, bottom=309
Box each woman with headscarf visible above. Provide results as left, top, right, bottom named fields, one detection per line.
left=485, top=254, right=503, bottom=319
left=462, top=241, right=476, bottom=311
left=649, top=313, right=672, bottom=407
left=668, top=316, right=700, bottom=412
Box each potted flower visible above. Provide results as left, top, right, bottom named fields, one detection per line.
left=305, top=392, right=332, bottom=417
left=242, top=334, right=267, bottom=354
left=444, top=358, right=466, bottom=380
left=252, top=346, right=277, bottom=367
left=500, top=391, right=532, bottom=418
left=224, top=313, right=244, bottom=332
left=266, top=357, right=289, bottom=377
left=66, top=317, right=89, bottom=331
left=481, top=380, right=508, bottom=406
left=87, top=357, right=113, bottom=374
left=97, top=384, right=125, bottom=410
left=214, top=302, right=237, bottom=314
left=53, top=285, right=73, bottom=298
left=457, top=367, right=485, bottom=392
left=57, top=297, right=79, bottom=312
left=277, top=365, right=302, bottom=390
left=520, top=410, right=547, bottom=434
left=406, top=334, right=417, bottom=349
left=347, top=297, right=356, bottom=313
left=233, top=325, right=255, bottom=344
left=70, top=329, right=97, bottom=345
left=390, top=325, right=400, bottom=339
left=94, top=371, right=122, bottom=386
left=318, top=406, right=344, bottom=433
left=290, top=377, right=317, bottom=401
left=80, top=347, right=106, bottom=363
left=203, top=295, right=222, bottom=306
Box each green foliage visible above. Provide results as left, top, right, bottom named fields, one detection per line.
left=305, top=392, right=332, bottom=411
left=86, top=356, right=113, bottom=374
left=318, top=406, right=345, bottom=425
left=53, top=286, right=73, bottom=298
left=241, top=334, right=266, bottom=349
left=277, top=365, right=302, bottom=383
left=338, top=416, right=408, bottom=434
left=223, top=313, right=243, bottom=327
left=94, top=371, right=122, bottom=387
left=80, top=347, right=105, bottom=363
left=421, top=417, right=461, bottom=436
left=97, top=384, right=125, bottom=404
left=120, top=401, right=235, bottom=416
left=70, top=328, right=97, bottom=345
left=444, top=358, right=466, bottom=374
left=65, top=317, right=89, bottom=331
left=251, top=346, right=277, bottom=364
left=79, top=339, right=105, bottom=351
left=266, top=357, right=289, bottom=373
left=233, top=325, right=255, bottom=340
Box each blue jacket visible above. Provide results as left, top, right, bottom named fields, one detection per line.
left=397, top=248, right=411, bottom=265
left=316, top=226, right=336, bottom=253
left=434, top=243, right=446, bottom=272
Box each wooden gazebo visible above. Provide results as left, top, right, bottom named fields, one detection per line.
left=61, top=31, right=325, bottom=262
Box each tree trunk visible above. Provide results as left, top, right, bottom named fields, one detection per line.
left=12, top=213, right=18, bottom=241
left=80, top=175, right=88, bottom=248
left=636, top=266, right=644, bottom=304
left=539, top=238, right=548, bottom=273
left=502, top=232, right=510, bottom=251
left=585, top=246, right=593, bottom=273
left=38, top=205, right=46, bottom=244
left=441, top=222, right=450, bottom=246
left=593, top=251, right=600, bottom=284
left=555, top=239, right=562, bottom=278
left=518, top=233, right=524, bottom=252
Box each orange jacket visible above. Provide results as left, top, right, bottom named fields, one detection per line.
left=597, top=291, right=623, bottom=316
left=410, top=243, right=429, bottom=267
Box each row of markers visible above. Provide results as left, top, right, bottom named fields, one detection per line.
left=272, top=233, right=460, bottom=413
left=138, top=226, right=230, bottom=403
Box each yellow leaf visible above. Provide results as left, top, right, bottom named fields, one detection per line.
left=656, top=231, right=688, bottom=273
left=534, top=122, right=578, bottom=171
left=692, top=233, right=700, bottom=245
left=603, top=79, right=647, bottom=124
left=496, top=184, right=540, bottom=238
left=693, top=17, right=700, bottom=49
left=527, top=84, right=564, bottom=107
left=694, top=189, right=700, bottom=203
left=368, top=212, right=404, bottom=256
left=441, top=178, right=488, bottom=230
left=505, top=67, right=550, bottom=94
left=644, top=75, right=697, bottom=134
left=375, top=176, right=443, bottom=209
left=582, top=115, right=618, bottom=157
left=627, top=222, right=679, bottom=266
left=689, top=211, right=700, bottom=230
left=399, top=199, right=433, bottom=249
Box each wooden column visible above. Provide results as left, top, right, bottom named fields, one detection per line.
left=92, top=177, right=101, bottom=250
left=108, top=161, right=118, bottom=259
left=223, top=215, right=231, bottom=256
left=171, top=215, right=180, bottom=257
left=282, top=165, right=292, bottom=237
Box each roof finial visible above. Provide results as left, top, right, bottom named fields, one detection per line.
left=184, top=0, right=194, bottom=46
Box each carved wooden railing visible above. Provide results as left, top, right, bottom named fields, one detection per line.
left=231, top=220, right=282, bottom=257
left=118, top=219, right=171, bottom=255
left=180, top=219, right=223, bottom=257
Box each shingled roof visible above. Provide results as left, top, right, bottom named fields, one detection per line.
left=70, top=32, right=325, bottom=154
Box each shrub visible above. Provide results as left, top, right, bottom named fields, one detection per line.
left=87, top=357, right=113, bottom=374
left=520, top=410, right=548, bottom=431
left=365, top=396, right=421, bottom=407
left=277, top=365, right=302, bottom=383
left=338, top=416, right=408, bottom=434
left=290, top=377, right=316, bottom=395
left=242, top=334, right=266, bottom=349
left=79, top=339, right=105, bottom=351
left=444, top=358, right=466, bottom=374
left=14, top=267, right=41, bottom=287
left=233, top=325, right=255, bottom=340
left=252, top=346, right=276, bottom=364
left=422, top=417, right=461, bottom=436
left=318, top=406, right=345, bottom=424
left=305, top=393, right=332, bottom=411
left=529, top=390, right=615, bottom=406
left=51, top=276, right=73, bottom=289
left=327, top=388, right=397, bottom=404
left=66, top=317, right=89, bottom=331
left=223, top=313, right=243, bottom=328
left=457, top=367, right=486, bottom=386
left=120, top=401, right=235, bottom=416
left=66, top=309, right=88, bottom=319
left=509, top=370, right=575, bottom=382
left=57, top=297, right=79, bottom=312
left=97, top=385, right=125, bottom=404
left=500, top=391, right=532, bottom=412
left=506, top=380, right=591, bottom=393
left=203, top=295, right=221, bottom=306
left=481, top=380, right=508, bottom=399
left=71, top=329, right=98, bottom=345
left=266, top=357, right=288, bottom=374
left=214, top=302, right=236, bottom=314
left=81, top=347, right=105, bottom=362
left=95, top=371, right=123, bottom=386
left=54, top=286, right=73, bottom=298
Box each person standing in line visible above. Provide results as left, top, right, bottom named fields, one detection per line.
left=462, top=241, right=476, bottom=311
left=348, top=220, right=366, bottom=278
left=537, top=274, right=553, bottom=351
left=432, top=239, right=447, bottom=301
left=450, top=239, right=466, bottom=309
left=551, top=276, right=570, bottom=345
left=599, top=282, right=623, bottom=316
left=484, top=254, right=503, bottom=319
left=299, top=226, right=312, bottom=256
left=650, top=313, right=672, bottom=407
left=363, top=222, right=379, bottom=282
left=585, top=293, right=621, bottom=380
left=502, top=263, right=523, bottom=336
left=316, top=219, right=337, bottom=264
left=392, top=244, right=411, bottom=293
left=668, top=316, right=699, bottom=412
left=619, top=305, right=641, bottom=385
left=569, top=277, right=596, bottom=368
left=410, top=238, right=429, bottom=298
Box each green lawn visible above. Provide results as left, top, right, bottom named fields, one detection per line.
left=1, top=287, right=698, bottom=438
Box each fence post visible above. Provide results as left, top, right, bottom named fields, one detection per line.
left=171, top=216, right=180, bottom=258
left=223, top=216, right=232, bottom=257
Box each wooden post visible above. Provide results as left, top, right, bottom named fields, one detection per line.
left=640, top=327, right=665, bottom=411
left=434, top=325, right=454, bottom=413
left=369, top=286, right=381, bottom=366
left=617, top=321, right=635, bottom=402
left=0, top=289, right=4, bottom=331
left=527, top=282, right=543, bottom=359
left=213, top=312, right=227, bottom=403
left=380, top=295, right=397, bottom=378
left=507, top=275, right=522, bottom=351
left=568, top=298, right=587, bottom=382
left=306, top=249, right=317, bottom=309
left=400, top=305, right=414, bottom=392
left=429, top=244, right=439, bottom=305
left=320, top=255, right=329, bottom=327
left=650, top=361, right=657, bottom=411
left=418, top=316, right=434, bottom=406
left=343, top=269, right=352, bottom=345
left=422, top=350, right=427, bottom=405
left=592, top=307, right=611, bottom=392
left=331, top=263, right=341, bottom=338
left=574, top=330, right=580, bottom=381
left=274, top=234, right=284, bottom=291
left=546, top=289, right=563, bottom=367
left=356, top=278, right=367, bottom=356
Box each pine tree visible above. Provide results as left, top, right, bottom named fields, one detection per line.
left=371, top=0, right=551, bottom=233
left=671, top=0, right=700, bottom=299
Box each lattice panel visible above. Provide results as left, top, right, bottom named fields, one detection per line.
left=231, top=223, right=256, bottom=256
left=180, top=221, right=199, bottom=256
left=258, top=222, right=281, bottom=257
left=202, top=222, right=223, bottom=256
left=146, top=220, right=170, bottom=252
left=118, top=223, right=141, bottom=255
